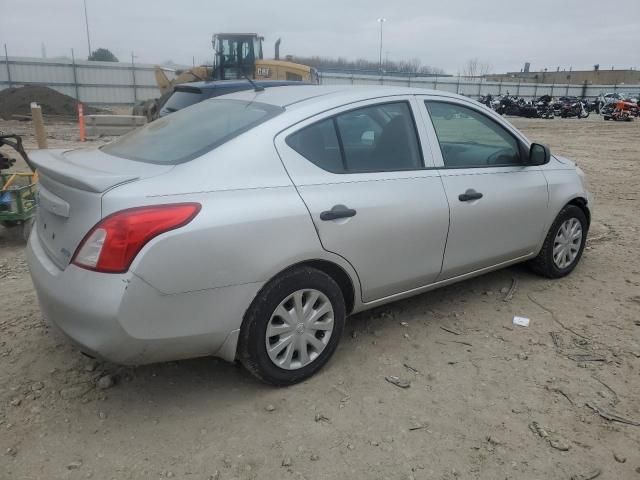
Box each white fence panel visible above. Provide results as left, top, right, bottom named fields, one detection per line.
left=2, top=57, right=640, bottom=106
left=318, top=72, right=640, bottom=101
left=0, top=56, right=174, bottom=105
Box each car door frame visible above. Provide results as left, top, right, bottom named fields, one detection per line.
left=414, top=94, right=550, bottom=279
left=273, top=94, right=451, bottom=304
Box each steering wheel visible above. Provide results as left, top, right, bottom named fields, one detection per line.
left=487, top=148, right=516, bottom=165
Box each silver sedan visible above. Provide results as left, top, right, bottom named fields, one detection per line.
left=27, top=86, right=592, bottom=385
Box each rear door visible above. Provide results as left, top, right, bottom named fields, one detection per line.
left=421, top=99, right=549, bottom=279
left=276, top=97, right=450, bottom=303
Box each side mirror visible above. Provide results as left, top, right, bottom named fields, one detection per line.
left=529, top=143, right=551, bottom=166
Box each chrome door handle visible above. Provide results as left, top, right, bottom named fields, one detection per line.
left=320, top=205, right=357, bottom=221
left=458, top=189, right=483, bottom=202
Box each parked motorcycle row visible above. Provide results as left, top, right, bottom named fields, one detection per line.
left=477, top=92, right=640, bottom=121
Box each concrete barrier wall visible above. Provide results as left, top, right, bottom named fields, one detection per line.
left=84, top=115, right=146, bottom=136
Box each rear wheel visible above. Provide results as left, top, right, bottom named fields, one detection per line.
left=529, top=205, right=588, bottom=278
left=238, top=267, right=346, bottom=386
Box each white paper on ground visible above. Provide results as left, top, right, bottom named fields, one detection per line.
left=513, top=316, right=530, bottom=327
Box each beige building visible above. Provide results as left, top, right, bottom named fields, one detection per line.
left=485, top=68, right=640, bottom=85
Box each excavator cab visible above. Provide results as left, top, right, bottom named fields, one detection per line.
left=212, top=33, right=264, bottom=80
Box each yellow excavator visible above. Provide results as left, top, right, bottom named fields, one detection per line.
left=211, top=33, right=318, bottom=83
left=153, top=33, right=317, bottom=96
left=138, top=33, right=317, bottom=120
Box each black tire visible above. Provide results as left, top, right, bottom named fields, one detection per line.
left=528, top=205, right=588, bottom=278
left=238, top=266, right=346, bottom=386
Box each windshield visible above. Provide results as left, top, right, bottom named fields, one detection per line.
left=102, top=99, right=283, bottom=164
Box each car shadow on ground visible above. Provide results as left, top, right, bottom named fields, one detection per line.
left=90, top=263, right=547, bottom=412
left=0, top=225, right=27, bottom=247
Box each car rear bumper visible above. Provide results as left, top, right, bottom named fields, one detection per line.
left=26, top=227, right=261, bottom=365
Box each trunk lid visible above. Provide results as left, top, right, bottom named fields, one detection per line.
left=30, top=148, right=173, bottom=269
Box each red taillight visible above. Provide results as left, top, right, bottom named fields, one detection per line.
left=72, top=203, right=201, bottom=273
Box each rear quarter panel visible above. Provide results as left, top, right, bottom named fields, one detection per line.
left=101, top=124, right=361, bottom=297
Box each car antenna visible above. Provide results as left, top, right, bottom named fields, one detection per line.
left=244, top=75, right=264, bottom=92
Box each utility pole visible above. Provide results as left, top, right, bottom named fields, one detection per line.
left=131, top=52, right=137, bottom=102
left=83, top=0, right=92, bottom=58
left=3, top=44, right=12, bottom=88
left=377, top=18, right=386, bottom=70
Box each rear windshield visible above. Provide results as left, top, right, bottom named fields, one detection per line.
left=159, top=90, right=206, bottom=115
left=102, top=99, right=283, bottom=164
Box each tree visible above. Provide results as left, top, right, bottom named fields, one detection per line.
left=289, top=55, right=446, bottom=75
left=461, top=58, right=492, bottom=78
left=88, top=48, right=119, bottom=62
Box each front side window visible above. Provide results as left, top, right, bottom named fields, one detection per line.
left=426, top=101, right=522, bottom=168
left=286, top=101, right=423, bottom=173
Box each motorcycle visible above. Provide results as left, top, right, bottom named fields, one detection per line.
left=496, top=95, right=528, bottom=116
left=478, top=94, right=500, bottom=111
left=602, top=100, right=638, bottom=121
left=534, top=95, right=555, bottom=119
left=560, top=98, right=589, bottom=119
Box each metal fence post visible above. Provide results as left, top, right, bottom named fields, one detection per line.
left=3, top=44, right=12, bottom=88
left=550, top=83, right=554, bottom=98
left=131, top=52, right=137, bottom=102
left=566, top=82, right=570, bottom=96
left=478, top=77, right=483, bottom=98
left=498, top=79, right=502, bottom=95
left=456, top=75, right=460, bottom=94
left=434, top=76, right=438, bottom=91
left=516, top=80, right=521, bottom=97
left=71, top=48, right=80, bottom=101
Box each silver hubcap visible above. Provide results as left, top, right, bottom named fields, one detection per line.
left=265, top=289, right=334, bottom=370
left=553, top=218, right=583, bottom=269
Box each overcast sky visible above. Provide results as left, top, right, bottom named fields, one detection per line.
left=2, top=0, right=639, bottom=73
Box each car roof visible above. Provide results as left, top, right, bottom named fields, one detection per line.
left=175, top=80, right=308, bottom=92
left=222, top=85, right=464, bottom=109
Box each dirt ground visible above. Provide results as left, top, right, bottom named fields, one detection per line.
left=1, top=115, right=639, bottom=480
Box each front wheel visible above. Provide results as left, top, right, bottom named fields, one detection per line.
left=528, top=205, right=588, bottom=278
left=238, top=267, right=346, bottom=386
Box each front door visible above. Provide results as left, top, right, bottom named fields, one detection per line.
left=276, top=98, right=450, bottom=302
left=423, top=100, right=549, bottom=279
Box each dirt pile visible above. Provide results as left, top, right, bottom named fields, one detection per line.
left=0, top=86, right=100, bottom=120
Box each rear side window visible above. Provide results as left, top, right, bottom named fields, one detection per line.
left=103, top=99, right=283, bottom=164
left=285, top=119, right=343, bottom=172
left=286, top=101, right=423, bottom=173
